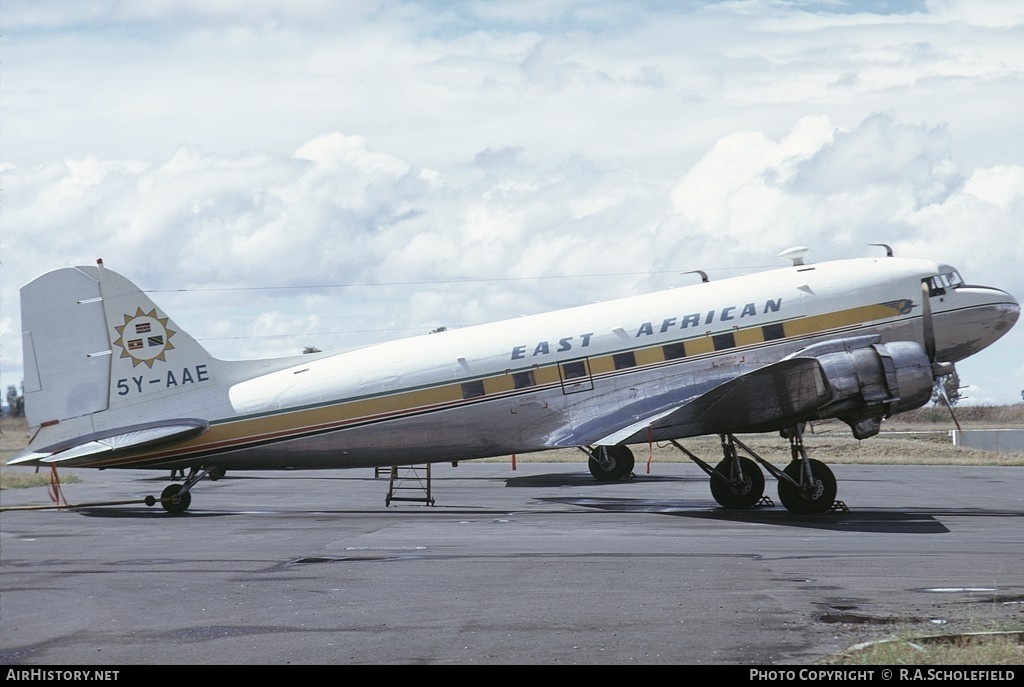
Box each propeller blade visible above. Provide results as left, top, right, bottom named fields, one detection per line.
left=921, top=280, right=963, bottom=433
left=939, top=382, right=964, bottom=434
left=921, top=280, right=936, bottom=362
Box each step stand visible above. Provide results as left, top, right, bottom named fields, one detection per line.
left=385, top=464, right=436, bottom=507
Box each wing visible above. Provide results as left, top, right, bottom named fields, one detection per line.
left=593, top=358, right=830, bottom=446
left=592, top=333, right=946, bottom=446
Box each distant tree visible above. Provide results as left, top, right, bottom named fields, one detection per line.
left=430, top=326, right=447, bottom=334
left=6, top=384, right=24, bottom=417
left=932, top=370, right=962, bottom=407
left=302, top=346, right=322, bottom=354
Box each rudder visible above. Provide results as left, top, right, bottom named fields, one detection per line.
left=21, top=266, right=111, bottom=428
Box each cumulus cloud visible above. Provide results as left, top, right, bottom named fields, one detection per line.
left=666, top=114, right=966, bottom=260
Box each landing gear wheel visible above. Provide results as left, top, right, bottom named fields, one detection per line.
left=588, top=445, right=635, bottom=482
left=710, top=455, right=765, bottom=508
left=778, top=459, right=836, bottom=514
left=160, top=483, right=192, bottom=514
left=208, top=466, right=226, bottom=481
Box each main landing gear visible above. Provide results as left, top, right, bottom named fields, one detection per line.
left=666, top=425, right=840, bottom=514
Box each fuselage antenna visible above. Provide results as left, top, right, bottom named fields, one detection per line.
left=777, top=246, right=810, bottom=266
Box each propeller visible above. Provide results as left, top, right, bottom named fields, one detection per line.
left=920, top=281, right=962, bottom=433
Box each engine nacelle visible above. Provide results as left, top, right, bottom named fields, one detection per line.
left=794, top=337, right=935, bottom=439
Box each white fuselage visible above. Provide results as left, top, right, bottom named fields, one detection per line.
left=13, top=256, right=1020, bottom=471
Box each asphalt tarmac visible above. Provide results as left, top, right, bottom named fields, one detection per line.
left=1, top=461, right=1022, bottom=665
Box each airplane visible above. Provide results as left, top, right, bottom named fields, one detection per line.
left=6, top=246, right=1020, bottom=514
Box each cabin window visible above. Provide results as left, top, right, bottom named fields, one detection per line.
left=712, top=332, right=736, bottom=351
left=762, top=323, right=785, bottom=341
left=612, top=352, right=637, bottom=370
left=662, top=342, right=686, bottom=360
left=561, top=360, right=587, bottom=380
left=461, top=380, right=486, bottom=399
left=512, top=371, right=536, bottom=389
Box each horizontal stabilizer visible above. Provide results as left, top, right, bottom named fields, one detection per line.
left=6, top=419, right=208, bottom=467
left=614, top=358, right=831, bottom=444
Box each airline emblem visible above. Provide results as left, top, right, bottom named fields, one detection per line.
left=113, top=307, right=177, bottom=368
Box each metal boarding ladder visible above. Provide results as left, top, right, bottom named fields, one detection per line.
left=384, top=464, right=436, bottom=507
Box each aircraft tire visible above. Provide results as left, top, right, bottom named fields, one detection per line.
left=709, top=456, right=765, bottom=508
left=588, top=445, right=635, bottom=481
left=160, top=483, right=192, bottom=514
left=778, top=459, right=836, bottom=514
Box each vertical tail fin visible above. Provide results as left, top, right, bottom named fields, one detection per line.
left=15, top=261, right=314, bottom=465
left=20, top=260, right=219, bottom=440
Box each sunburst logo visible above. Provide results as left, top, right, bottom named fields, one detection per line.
left=113, top=308, right=177, bottom=368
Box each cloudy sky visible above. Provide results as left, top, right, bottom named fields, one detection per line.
left=2, top=0, right=1022, bottom=409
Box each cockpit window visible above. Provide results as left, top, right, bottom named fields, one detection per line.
left=926, top=270, right=964, bottom=296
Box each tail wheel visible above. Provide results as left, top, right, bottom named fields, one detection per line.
left=160, top=483, right=192, bottom=514
left=710, top=455, right=765, bottom=509
left=588, top=445, right=635, bottom=481
left=778, top=459, right=836, bottom=514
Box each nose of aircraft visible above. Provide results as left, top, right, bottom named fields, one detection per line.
left=992, top=287, right=1021, bottom=331
left=934, top=285, right=1019, bottom=362
left=1002, top=293, right=1021, bottom=334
